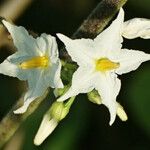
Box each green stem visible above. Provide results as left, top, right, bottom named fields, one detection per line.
left=0, top=0, right=127, bottom=148
left=65, top=97, right=75, bottom=108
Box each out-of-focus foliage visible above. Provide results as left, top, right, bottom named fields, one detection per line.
left=127, top=65, right=150, bottom=135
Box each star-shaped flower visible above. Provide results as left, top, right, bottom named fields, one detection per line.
left=57, top=8, right=150, bottom=125
left=0, top=20, right=64, bottom=113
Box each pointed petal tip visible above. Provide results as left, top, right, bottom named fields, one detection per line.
left=109, top=116, right=115, bottom=126
left=2, top=20, right=12, bottom=28
left=118, top=7, right=124, bottom=20
left=120, top=7, right=124, bottom=13
left=2, top=20, right=9, bottom=28
left=2, top=19, right=7, bottom=24
left=56, top=33, right=64, bottom=40
left=57, top=91, right=73, bottom=102
left=57, top=97, right=65, bottom=102
left=108, top=104, right=117, bottom=126
left=13, top=106, right=27, bottom=114
left=61, top=84, right=64, bottom=88
left=56, top=33, right=63, bottom=37
left=56, top=33, right=71, bottom=43
left=2, top=19, right=6, bottom=24
left=13, top=101, right=29, bottom=114
left=109, top=113, right=116, bottom=125
left=58, top=81, right=64, bottom=89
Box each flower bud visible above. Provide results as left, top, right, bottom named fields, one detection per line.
left=34, top=97, right=75, bottom=146
left=50, top=102, right=69, bottom=121
left=116, top=103, right=128, bottom=121
left=87, top=90, right=102, bottom=105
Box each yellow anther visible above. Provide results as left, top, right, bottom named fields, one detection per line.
left=20, top=56, right=49, bottom=69
left=95, top=58, right=120, bottom=72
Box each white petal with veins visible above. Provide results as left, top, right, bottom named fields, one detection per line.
left=114, top=49, right=150, bottom=75
left=57, top=33, right=95, bottom=67
left=95, top=72, right=121, bottom=125
left=58, top=67, right=96, bottom=101
left=2, top=20, right=38, bottom=56
left=94, top=8, right=124, bottom=57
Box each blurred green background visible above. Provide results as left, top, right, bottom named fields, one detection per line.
left=0, top=0, right=150, bottom=150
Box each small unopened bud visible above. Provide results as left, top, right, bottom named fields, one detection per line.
left=50, top=102, right=69, bottom=121
left=87, top=90, right=102, bottom=105
left=88, top=90, right=128, bottom=122
left=34, top=115, right=58, bottom=146
left=116, top=103, right=128, bottom=121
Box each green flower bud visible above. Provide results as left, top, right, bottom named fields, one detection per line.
left=50, top=97, right=75, bottom=121
left=50, top=102, right=67, bottom=121
left=87, top=90, right=102, bottom=105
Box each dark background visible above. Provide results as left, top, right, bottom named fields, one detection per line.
left=0, top=0, right=150, bottom=150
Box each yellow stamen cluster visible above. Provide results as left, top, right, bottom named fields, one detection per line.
left=95, top=58, right=120, bottom=72
left=20, top=56, right=49, bottom=69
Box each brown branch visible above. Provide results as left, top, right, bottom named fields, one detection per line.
left=73, top=0, right=127, bottom=39
left=0, top=90, right=49, bottom=148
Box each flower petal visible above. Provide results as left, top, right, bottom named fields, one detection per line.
left=122, top=18, right=150, bottom=39
left=114, top=49, right=150, bottom=75
left=94, top=8, right=124, bottom=57
left=57, top=67, right=96, bottom=101
left=35, top=34, right=49, bottom=55
left=14, top=70, right=50, bottom=113
left=57, top=33, right=95, bottom=67
left=95, top=72, right=121, bottom=125
left=36, top=34, right=59, bottom=63
left=0, top=59, right=19, bottom=77
left=0, top=57, right=27, bottom=80
left=2, top=20, right=38, bottom=56
left=45, top=60, right=64, bottom=89
left=35, top=34, right=63, bottom=88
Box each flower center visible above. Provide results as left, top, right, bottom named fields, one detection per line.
left=95, top=58, right=120, bottom=72
left=20, top=56, right=49, bottom=69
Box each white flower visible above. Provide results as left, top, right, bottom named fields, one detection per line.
left=0, top=20, right=64, bottom=114
left=122, top=18, right=150, bottom=39
left=57, top=8, right=150, bottom=125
